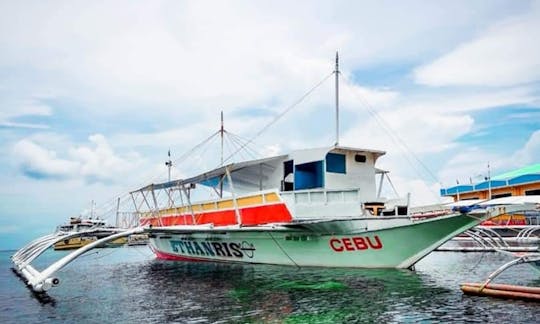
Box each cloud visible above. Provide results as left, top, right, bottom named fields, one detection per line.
left=12, top=139, right=79, bottom=179
left=0, top=99, right=53, bottom=129
left=12, top=134, right=143, bottom=183
left=414, top=5, right=540, bottom=87
left=512, top=130, right=540, bottom=165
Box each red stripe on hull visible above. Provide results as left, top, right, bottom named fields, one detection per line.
left=140, top=203, right=292, bottom=227
left=153, top=249, right=210, bottom=262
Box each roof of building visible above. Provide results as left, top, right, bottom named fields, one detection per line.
left=440, top=163, right=540, bottom=196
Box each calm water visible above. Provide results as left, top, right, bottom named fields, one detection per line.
left=1, top=247, right=539, bottom=323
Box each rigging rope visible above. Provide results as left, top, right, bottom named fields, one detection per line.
left=222, top=71, right=335, bottom=165
left=341, top=75, right=443, bottom=202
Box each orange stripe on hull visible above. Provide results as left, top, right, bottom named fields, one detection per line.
left=140, top=203, right=292, bottom=227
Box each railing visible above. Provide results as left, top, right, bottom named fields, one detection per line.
left=140, top=190, right=281, bottom=219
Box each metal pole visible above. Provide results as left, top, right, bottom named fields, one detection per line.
left=166, top=150, right=172, bottom=182
left=335, top=51, right=340, bottom=146
left=220, top=111, right=224, bottom=166
left=487, top=162, right=491, bottom=200
left=225, top=167, right=242, bottom=226
left=115, top=197, right=121, bottom=228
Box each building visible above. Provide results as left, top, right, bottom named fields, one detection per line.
left=440, top=163, right=540, bottom=225
left=440, top=163, right=540, bottom=201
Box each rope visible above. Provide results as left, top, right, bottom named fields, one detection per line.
left=341, top=75, right=442, bottom=202
left=267, top=232, right=300, bottom=269
left=222, top=71, right=335, bottom=165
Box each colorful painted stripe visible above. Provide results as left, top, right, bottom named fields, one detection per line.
left=140, top=203, right=292, bottom=227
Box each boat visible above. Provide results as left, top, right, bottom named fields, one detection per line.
left=10, top=54, right=540, bottom=293
left=127, top=233, right=149, bottom=246
left=53, top=217, right=127, bottom=250
left=434, top=200, right=540, bottom=253
left=131, top=152, right=538, bottom=268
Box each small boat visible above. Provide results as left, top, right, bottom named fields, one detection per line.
left=127, top=234, right=149, bottom=246
left=53, top=217, right=127, bottom=250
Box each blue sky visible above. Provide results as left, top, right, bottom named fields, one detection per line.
left=1, top=0, right=540, bottom=249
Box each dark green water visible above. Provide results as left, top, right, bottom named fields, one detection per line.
left=1, top=248, right=539, bottom=323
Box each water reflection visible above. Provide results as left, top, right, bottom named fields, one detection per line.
left=140, top=261, right=457, bottom=323
left=3, top=249, right=540, bottom=323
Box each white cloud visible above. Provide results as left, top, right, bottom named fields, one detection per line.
left=12, top=134, right=144, bottom=183
left=12, top=139, right=79, bottom=179
left=0, top=100, right=53, bottom=129
left=414, top=5, right=540, bottom=87
left=512, top=130, right=540, bottom=165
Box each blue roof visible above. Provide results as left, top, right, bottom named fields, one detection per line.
left=440, top=163, right=540, bottom=196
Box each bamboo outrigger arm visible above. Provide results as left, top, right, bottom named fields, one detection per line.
left=479, top=253, right=540, bottom=290
left=11, top=227, right=144, bottom=293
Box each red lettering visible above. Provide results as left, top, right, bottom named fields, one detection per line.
left=366, top=236, right=383, bottom=249
left=342, top=238, right=354, bottom=251
left=352, top=237, right=368, bottom=250
left=329, top=236, right=384, bottom=253
left=329, top=238, right=344, bottom=252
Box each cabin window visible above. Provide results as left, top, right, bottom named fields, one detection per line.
left=326, top=153, right=346, bottom=174
left=283, top=160, right=294, bottom=191
left=355, top=154, right=366, bottom=163
left=295, top=161, right=324, bottom=190
left=525, top=189, right=540, bottom=195
left=491, top=193, right=511, bottom=199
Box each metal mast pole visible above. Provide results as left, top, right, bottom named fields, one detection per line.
left=487, top=162, right=491, bottom=200
left=165, top=150, right=173, bottom=206
left=220, top=111, right=224, bottom=166
left=335, top=52, right=340, bottom=146
left=166, top=150, right=172, bottom=182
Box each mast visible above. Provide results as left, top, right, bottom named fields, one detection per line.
left=219, top=111, right=225, bottom=198
left=487, top=162, right=491, bottom=200
left=165, top=150, right=173, bottom=206
left=335, top=51, right=340, bottom=146
left=165, top=149, right=172, bottom=182
left=220, top=111, right=224, bottom=166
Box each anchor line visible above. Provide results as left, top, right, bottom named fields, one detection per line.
left=267, top=232, right=300, bottom=269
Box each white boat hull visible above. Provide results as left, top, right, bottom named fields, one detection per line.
left=149, top=213, right=484, bottom=269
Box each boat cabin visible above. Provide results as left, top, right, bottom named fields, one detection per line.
left=130, top=145, right=409, bottom=226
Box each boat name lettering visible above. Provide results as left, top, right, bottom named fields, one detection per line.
left=329, top=236, right=383, bottom=252
left=170, top=240, right=255, bottom=258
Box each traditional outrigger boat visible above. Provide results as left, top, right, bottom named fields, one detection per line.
left=53, top=217, right=127, bottom=250
left=10, top=54, right=540, bottom=294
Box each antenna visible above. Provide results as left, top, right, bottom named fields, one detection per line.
left=335, top=51, right=340, bottom=146
left=165, top=149, right=172, bottom=182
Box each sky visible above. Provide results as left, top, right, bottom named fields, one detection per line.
left=1, top=0, right=540, bottom=250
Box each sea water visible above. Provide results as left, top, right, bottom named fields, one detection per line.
left=1, top=247, right=539, bottom=323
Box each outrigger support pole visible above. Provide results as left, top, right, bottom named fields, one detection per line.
left=11, top=227, right=144, bottom=293
left=225, top=166, right=242, bottom=226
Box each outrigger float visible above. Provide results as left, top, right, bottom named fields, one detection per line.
left=10, top=54, right=540, bottom=294
left=461, top=252, right=540, bottom=301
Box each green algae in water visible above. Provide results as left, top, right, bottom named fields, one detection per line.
left=275, top=280, right=347, bottom=291
left=284, top=310, right=355, bottom=324
left=228, top=287, right=252, bottom=302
